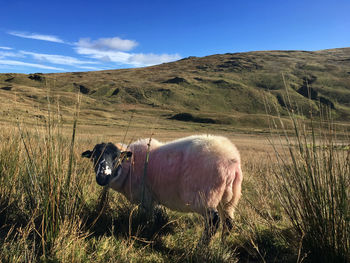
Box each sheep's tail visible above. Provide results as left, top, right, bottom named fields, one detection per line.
left=231, top=162, right=243, bottom=208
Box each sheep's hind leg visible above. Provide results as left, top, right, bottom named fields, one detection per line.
left=199, top=209, right=220, bottom=245
left=221, top=215, right=234, bottom=242
left=218, top=203, right=235, bottom=242
left=220, top=166, right=242, bottom=241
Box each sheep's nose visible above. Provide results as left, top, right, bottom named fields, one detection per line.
left=95, top=161, right=112, bottom=186
left=97, top=160, right=112, bottom=176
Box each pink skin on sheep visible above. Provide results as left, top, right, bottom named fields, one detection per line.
left=108, top=135, right=243, bottom=241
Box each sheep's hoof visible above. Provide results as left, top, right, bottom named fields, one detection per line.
left=199, top=210, right=220, bottom=245
left=153, top=206, right=168, bottom=227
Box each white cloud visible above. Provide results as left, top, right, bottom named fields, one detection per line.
left=76, top=46, right=131, bottom=63
left=75, top=46, right=181, bottom=67
left=75, top=65, right=108, bottom=71
left=77, top=37, right=138, bottom=51
left=128, top=53, right=182, bottom=67
left=0, top=50, right=25, bottom=59
left=8, top=31, right=65, bottom=43
left=20, top=51, right=99, bottom=66
left=0, top=59, right=66, bottom=71
left=3, top=32, right=181, bottom=71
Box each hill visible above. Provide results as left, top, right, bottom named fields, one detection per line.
left=1, top=48, right=350, bottom=130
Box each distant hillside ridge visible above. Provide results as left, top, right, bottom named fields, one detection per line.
left=1, top=47, right=350, bottom=126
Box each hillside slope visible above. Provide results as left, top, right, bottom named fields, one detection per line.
left=1, top=48, right=350, bottom=128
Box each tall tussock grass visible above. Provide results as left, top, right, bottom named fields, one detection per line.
left=0, top=114, right=238, bottom=262
left=0, top=117, right=91, bottom=261
left=270, top=108, right=350, bottom=262
left=1, top=86, right=348, bottom=262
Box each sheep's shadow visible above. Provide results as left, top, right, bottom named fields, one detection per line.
left=83, top=191, right=174, bottom=240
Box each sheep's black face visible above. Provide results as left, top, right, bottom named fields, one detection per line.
left=82, top=142, right=121, bottom=186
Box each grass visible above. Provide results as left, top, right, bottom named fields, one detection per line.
left=269, top=110, right=350, bottom=262
left=0, top=104, right=243, bottom=262
left=0, top=87, right=349, bottom=262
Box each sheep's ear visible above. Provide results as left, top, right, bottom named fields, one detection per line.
left=82, top=150, right=92, bottom=158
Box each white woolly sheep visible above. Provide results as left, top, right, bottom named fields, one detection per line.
left=82, top=135, right=243, bottom=243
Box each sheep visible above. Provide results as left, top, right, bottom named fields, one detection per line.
left=82, top=135, right=243, bottom=243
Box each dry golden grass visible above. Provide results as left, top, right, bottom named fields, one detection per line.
left=1, top=48, right=350, bottom=262
left=0, top=93, right=349, bottom=262
left=0, top=111, right=292, bottom=262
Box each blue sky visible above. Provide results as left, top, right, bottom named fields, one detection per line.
left=0, top=0, right=349, bottom=73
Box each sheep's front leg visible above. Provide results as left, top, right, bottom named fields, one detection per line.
left=153, top=204, right=168, bottom=227
left=199, top=209, right=220, bottom=245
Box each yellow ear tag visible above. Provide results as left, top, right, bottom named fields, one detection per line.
left=122, top=153, right=130, bottom=162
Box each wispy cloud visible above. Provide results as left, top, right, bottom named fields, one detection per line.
left=128, top=53, right=182, bottom=67
left=75, top=65, right=109, bottom=71
left=0, top=50, right=25, bottom=59
left=76, top=37, right=181, bottom=67
left=8, top=31, right=65, bottom=43
left=0, top=59, right=66, bottom=71
left=77, top=37, right=138, bottom=51
left=20, top=51, right=99, bottom=66
left=76, top=47, right=131, bottom=63
left=2, top=32, right=181, bottom=72
left=76, top=46, right=181, bottom=67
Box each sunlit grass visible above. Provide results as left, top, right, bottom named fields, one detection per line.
left=0, top=95, right=349, bottom=262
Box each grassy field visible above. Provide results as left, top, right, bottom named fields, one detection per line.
left=1, top=48, right=350, bottom=129
left=0, top=99, right=349, bottom=262
left=0, top=48, right=349, bottom=262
